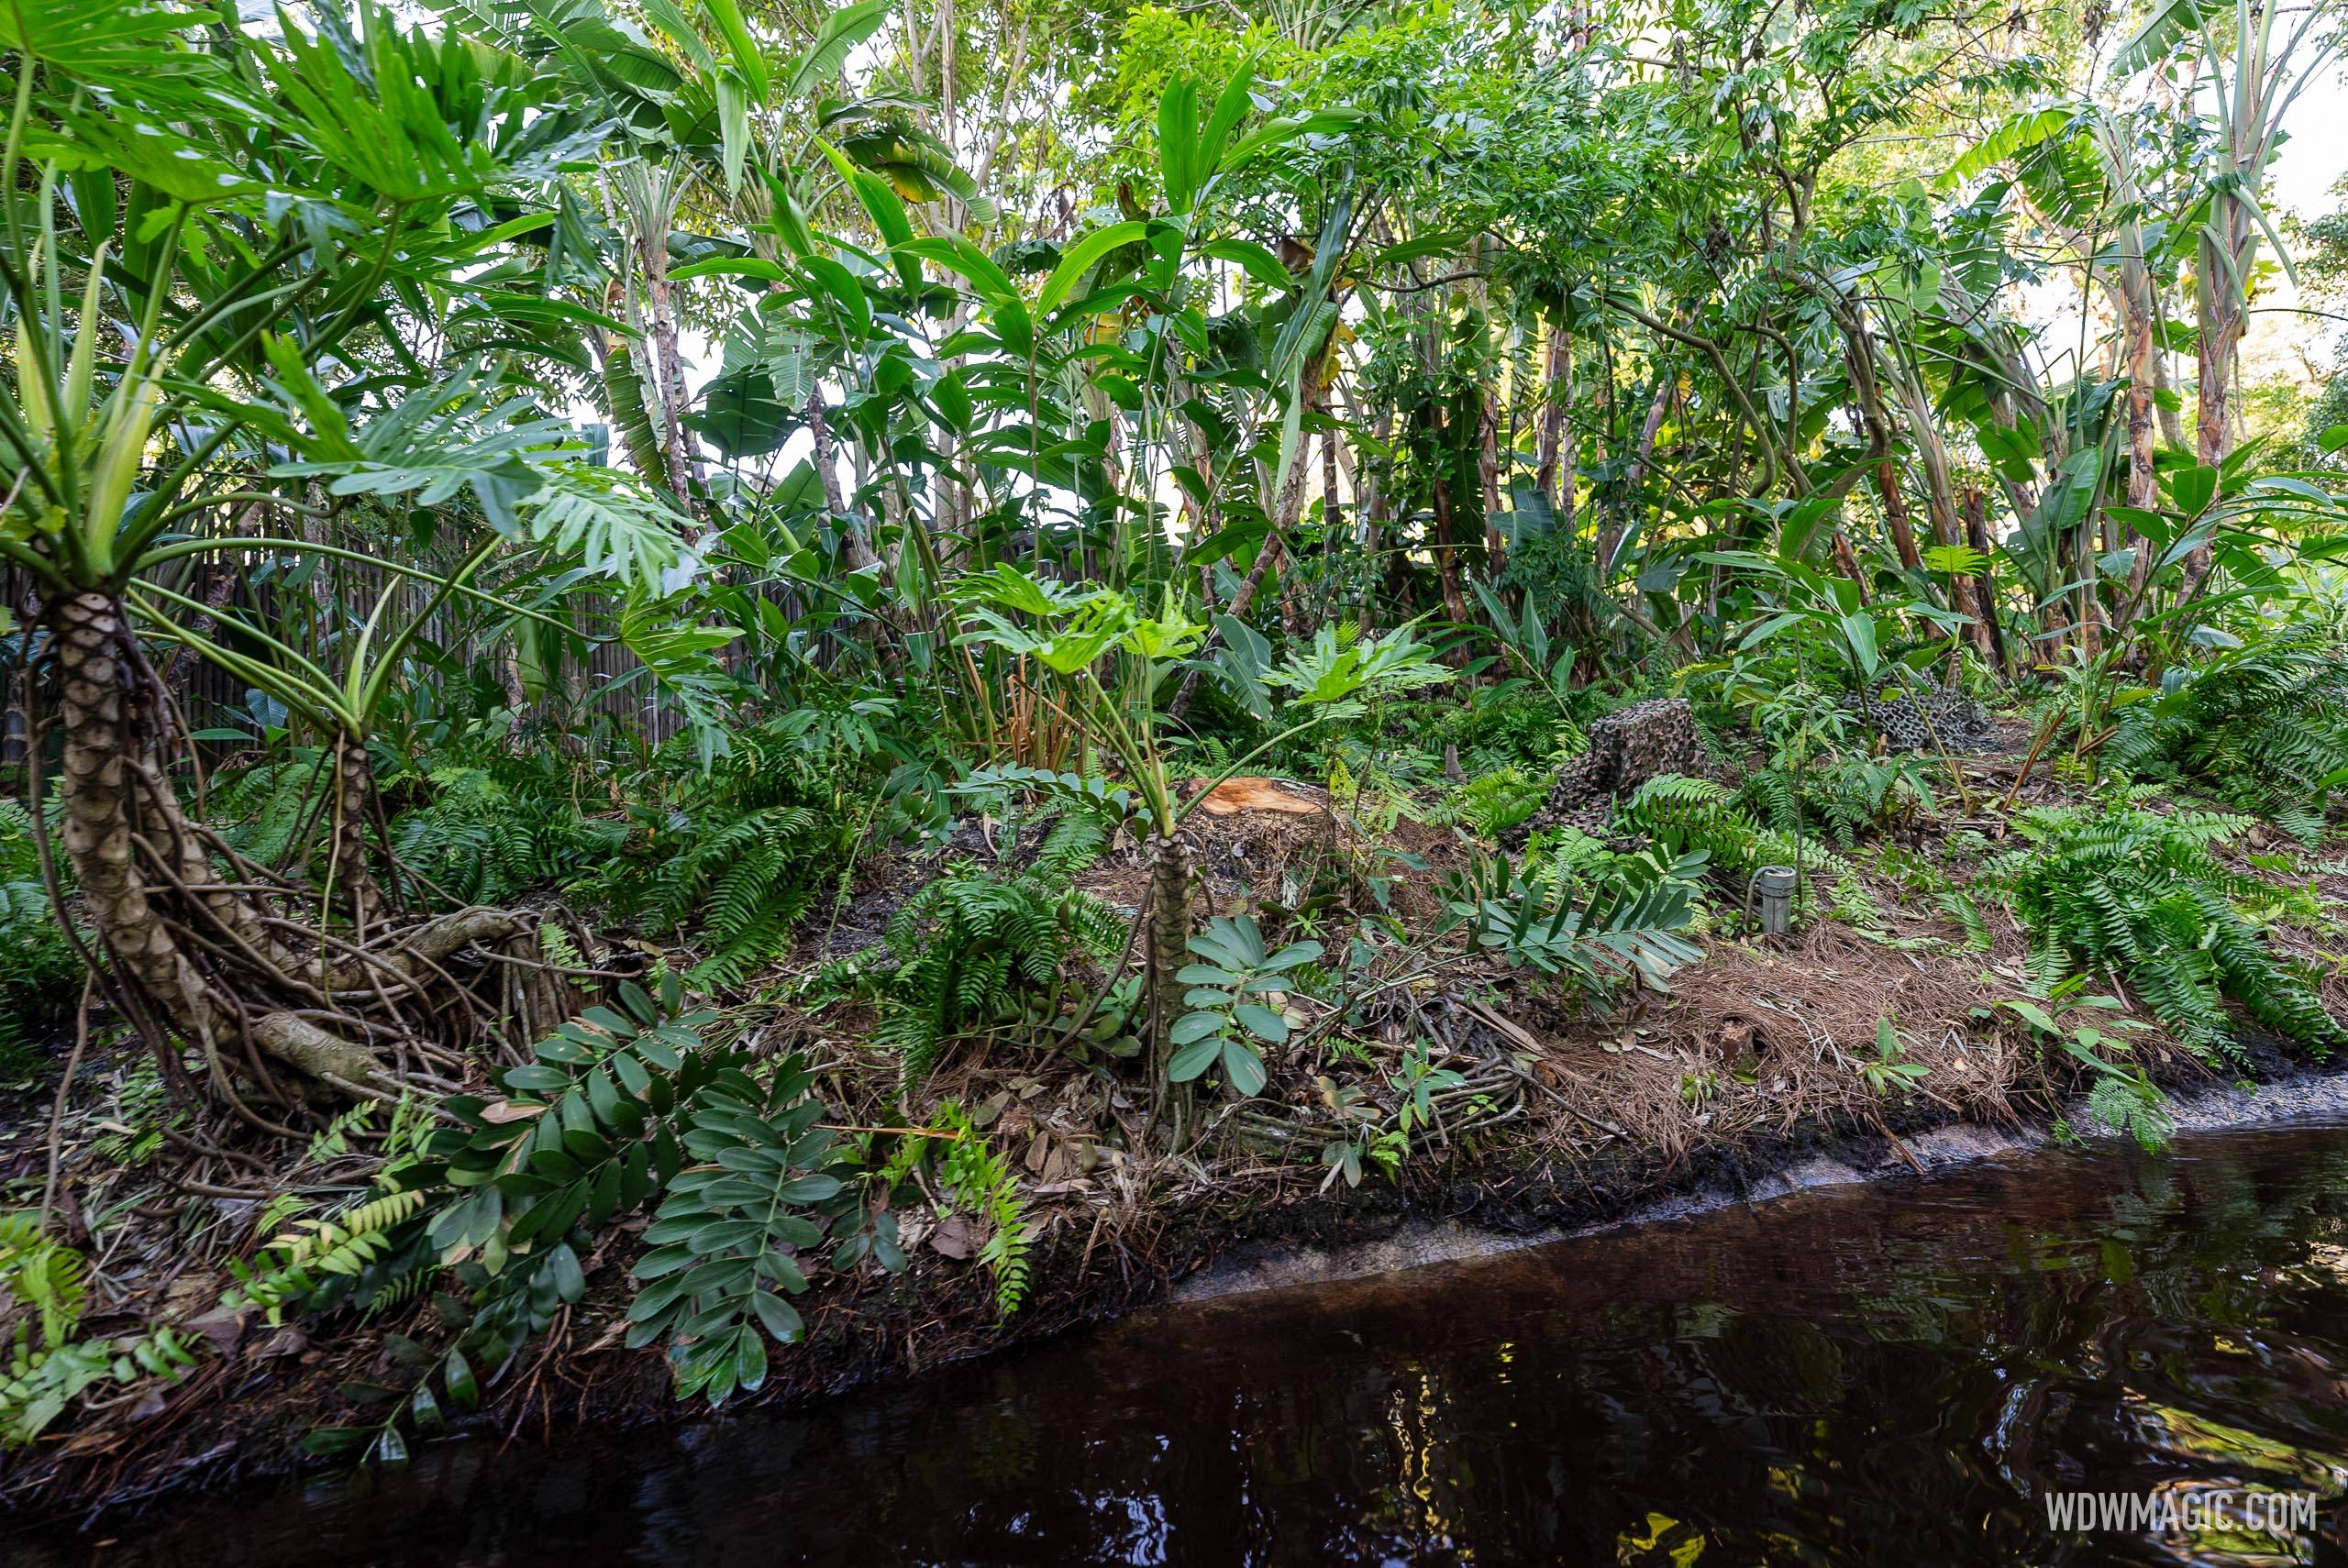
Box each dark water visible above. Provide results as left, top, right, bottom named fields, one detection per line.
left=28, top=1124, right=2348, bottom=1566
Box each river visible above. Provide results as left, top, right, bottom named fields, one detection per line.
left=18, top=1119, right=2348, bottom=1565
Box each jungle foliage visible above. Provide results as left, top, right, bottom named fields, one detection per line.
left=5, top=0, right=2348, bottom=1475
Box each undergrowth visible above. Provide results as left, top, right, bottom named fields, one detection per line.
left=875, top=814, right=1124, bottom=1088
left=1988, top=794, right=2347, bottom=1063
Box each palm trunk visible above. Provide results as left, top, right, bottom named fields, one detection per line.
left=330, top=731, right=392, bottom=933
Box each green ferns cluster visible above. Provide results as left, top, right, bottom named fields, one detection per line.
left=2, top=1213, right=196, bottom=1446
left=1741, top=755, right=1934, bottom=848
left=648, top=803, right=834, bottom=987
left=2109, top=633, right=2348, bottom=841
left=603, top=723, right=864, bottom=988
left=1456, top=765, right=1546, bottom=838
left=391, top=767, right=627, bottom=908
left=1615, top=774, right=1851, bottom=883
left=877, top=816, right=1124, bottom=1088
left=929, top=1103, right=1034, bottom=1318
left=1988, top=799, right=2346, bottom=1062
left=207, top=757, right=326, bottom=872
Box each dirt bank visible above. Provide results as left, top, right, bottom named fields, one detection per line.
left=11, top=1024, right=2342, bottom=1532
left=1177, top=1061, right=2348, bottom=1302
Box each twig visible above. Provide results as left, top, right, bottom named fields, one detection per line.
left=39, top=973, right=98, bottom=1230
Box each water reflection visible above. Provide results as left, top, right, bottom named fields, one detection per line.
left=20, top=1125, right=2348, bottom=1566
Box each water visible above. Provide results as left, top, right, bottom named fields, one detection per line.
left=25, top=1122, right=2348, bottom=1566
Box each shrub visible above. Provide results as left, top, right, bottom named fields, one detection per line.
left=2108, top=632, right=2348, bottom=840
left=0, top=801, right=81, bottom=1077
left=876, top=817, right=1125, bottom=1088
left=1987, top=797, right=2346, bottom=1063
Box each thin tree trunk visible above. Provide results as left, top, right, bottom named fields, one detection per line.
left=634, top=232, right=701, bottom=510
left=1477, top=382, right=1505, bottom=582
left=1961, top=485, right=2009, bottom=673
left=1535, top=324, right=1570, bottom=507
left=1146, top=834, right=1193, bottom=1145
left=808, top=391, right=880, bottom=574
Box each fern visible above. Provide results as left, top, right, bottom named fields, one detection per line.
left=0, top=801, right=84, bottom=1075
left=1034, top=809, right=1109, bottom=878
left=2088, top=1072, right=2176, bottom=1152
left=2109, top=631, right=2348, bottom=839
left=391, top=767, right=626, bottom=908
left=209, top=756, right=327, bottom=872
left=226, top=1190, right=431, bottom=1326
left=0, top=1213, right=87, bottom=1349
left=930, top=1104, right=1033, bottom=1318
left=593, top=723, right=861, bottom=987
left=2, top=1214, right=195, bottom=1447
left=1457, top=766, right=1546, bottom=838
left=878, top=860, right=1124, bottom=1089
left=1986, top=799, right=2347, bottom=1063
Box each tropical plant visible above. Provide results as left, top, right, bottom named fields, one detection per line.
left=1441, top=847, right=1707, bottom=1007
left=1169, top=915, right=1324, bottom=1099
left=2, top=1213, right=196, bottom=1447
left=875, top=849, right=1125, bottom=1088
left=2107, top=632, right=2348, bottom=840
left=1988, top=797, right=2346, bottom=1064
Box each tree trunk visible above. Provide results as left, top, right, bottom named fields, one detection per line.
left=1146, top=834, right=1193, bottom=1145
left=1430, top=467, right=1470, bottom=629
left=808, top=391, right=881, bottom=574
left=634, top=231, right=701, bottom=511
left=48, top=593, right=388, bottom=1097
left=2119, top=272, right=2162, bottom=615
left=1477, top=383, right=1505, bottom=582
left=1535, top=325, right=1570, bottom=508
left=330, top=731, right=392, bottom=933
left=1961, top=486, right=2009, bottom=674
